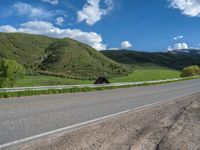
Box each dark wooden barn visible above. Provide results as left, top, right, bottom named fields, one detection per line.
left=94, top=77, right=110, bottom=84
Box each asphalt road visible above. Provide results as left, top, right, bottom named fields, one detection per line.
left=0, top=79, right=200, bottom=145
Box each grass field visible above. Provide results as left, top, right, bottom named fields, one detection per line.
left=15, top=64, right=180, bottom=87
left=111, top=64, right=180, bottom=83
left=110, top=69, right=180, bottom=83
left=15, top=76, right=92, bottom=87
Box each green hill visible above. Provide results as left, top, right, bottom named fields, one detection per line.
left=0, top=33, right=129, bottom=79
left=0, top=32, right=54, bottom=68
left=101, top=50, right=200, bottom=70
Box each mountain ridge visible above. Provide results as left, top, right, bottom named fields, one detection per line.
left=168, top=49, right=200, bottom=56
left=101, top=49, right=200, bottom=70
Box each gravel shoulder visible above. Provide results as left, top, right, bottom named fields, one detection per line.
left=6, top=93, right=200, bottom=150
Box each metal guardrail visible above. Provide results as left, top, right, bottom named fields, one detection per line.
left=0, top=77, right=188, bottom=93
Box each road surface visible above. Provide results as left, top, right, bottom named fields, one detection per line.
left=0, top=79, right=200, bottom=146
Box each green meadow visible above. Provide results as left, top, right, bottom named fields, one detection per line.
left=15, top=64, right=180, bottom=87
left=111, top=64, right=180, bottom=82
left=15, top=75, right=92, bottom=87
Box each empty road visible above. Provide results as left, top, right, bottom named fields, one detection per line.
left=0, top=79, right=200, bottom=146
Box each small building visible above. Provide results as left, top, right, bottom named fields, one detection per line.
left=94, top=77, right=110, bottom=84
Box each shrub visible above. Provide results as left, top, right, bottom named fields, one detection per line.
left=0, top=59, right=25, bottom=88
left=180, top=65, right=200, bottom=77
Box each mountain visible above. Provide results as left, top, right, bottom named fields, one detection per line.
left=168, top=49, right=200, bottom=56
left=101, top=50, right=200, bottom=70
left=0, top=33, right=129, bottom=79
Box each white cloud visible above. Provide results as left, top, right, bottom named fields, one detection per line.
left=0, top=25, right=16, bottom=32
left=169, top=0, right=200, bottom=17
left=55, top=17, right=64, bottom=26
left=173, top=35, right=184, bottom=40
left=41, top=0, right=58, bottom=5
left=168, top=42, right=189, bottom=51
left=14, top=2, right=53, bottom=19
left=0, top=21, right=106, bottom=50
left=121, top=41, right=132, bottom=49
left=107, top=40, right=133, bottom=50
left=174, top=43, right=188, bottom=49
left=77, top=0, right=113, bottom=25
left=108, top=47, right=120, bottom=50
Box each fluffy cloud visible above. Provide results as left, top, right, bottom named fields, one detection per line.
left=169, top=0, right=200, bottom=17
left=174, top=43, right=189, bottom=49
left=0, top=21, right=106, bottom=50
left=77, top=0, right=113, bottom=25
left=168, top=42, right=189, bottom=51
left=173, top=35, right=184, bottom=40
left=55, top=17, right=64, bottom=26
left=0, top=25, right=16, bottom=32
left=14, top=2, right=53, bottom=19
left=121, top=41, right=132, bottom=49
left=41, top=0, right=58, bottom=5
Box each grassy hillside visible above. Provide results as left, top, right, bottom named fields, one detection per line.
left=40, top=38, right=128, bottom=79
left=0, top=33, right=129, bottom=79
left=0, top=33, right=54, bottom=68
left=101, top=50, right=200, bottom=70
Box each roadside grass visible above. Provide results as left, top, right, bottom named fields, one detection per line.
left=1, top=76, right=199, bottom=99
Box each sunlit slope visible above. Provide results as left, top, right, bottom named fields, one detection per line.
left=41, top=38, right=129, bottom=79
left=0, top=33, right=129, bottom=79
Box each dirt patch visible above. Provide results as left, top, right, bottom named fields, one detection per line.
left=6, top=93, right=200, bottom=150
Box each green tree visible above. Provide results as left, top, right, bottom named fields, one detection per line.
left=180, top=65, right=200, bottom=77
left=0, top=59, right=25, bottom=88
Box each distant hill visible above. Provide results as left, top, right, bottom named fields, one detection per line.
left=101, top=50, right=200, bottom=70
left=168, top=49, right=200, bottom=56
left=0, top=33, right=129, bottom=79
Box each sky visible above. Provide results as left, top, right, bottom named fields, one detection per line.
left=0, top=0, right=200, bottom=52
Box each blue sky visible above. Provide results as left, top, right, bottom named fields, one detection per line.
left=0, top=0, right=200, bottom=51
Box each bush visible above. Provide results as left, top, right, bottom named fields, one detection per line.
left=180, top=65, right=200, bottom=77
left=0, top=59, right=25, bottom=88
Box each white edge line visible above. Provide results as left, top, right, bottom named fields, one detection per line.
left=0, top=91, right=199, bottom=149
